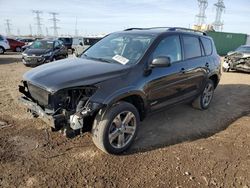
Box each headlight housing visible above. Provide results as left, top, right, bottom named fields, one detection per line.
left=43, top=51, right=52, bottom=57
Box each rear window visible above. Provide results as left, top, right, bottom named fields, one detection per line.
left=183, top=36, right=201, bottom=59
left=201, top=37, right=213, bottom=55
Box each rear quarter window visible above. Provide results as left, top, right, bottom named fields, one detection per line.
left=201, top=37, right=213, bottom=56
left=183, top=35, right=201, bottom=59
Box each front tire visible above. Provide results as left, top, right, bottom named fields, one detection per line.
left=192, top=79, right=214, bottom=110
left=92, top=102, right=139, bottom=154
left=0, top=47, right=4, bottom=54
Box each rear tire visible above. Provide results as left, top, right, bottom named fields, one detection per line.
left=192, top=79, right=214, bottom=110
left=92, top=102, right=139, bottom=154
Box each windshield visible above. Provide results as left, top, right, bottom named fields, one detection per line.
left=82, top=33, right=155, bottom=65
left=30, top=40, right=53, bottom=49
left=236, top=46, right=250, bottom=53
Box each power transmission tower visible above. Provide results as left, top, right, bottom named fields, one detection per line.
left=49, top=12, right=59, bottom=37
left=213, top=0, right=225, bottom=31
left=29, top=24, right=33, bottom=36
left=5, top=19, right=11, bottom=36
left=32, top=10, right=43, bottom=36
left=196, top=0, right=208, bottom=26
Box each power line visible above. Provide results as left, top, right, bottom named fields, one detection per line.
left=49, top=12, right=60, bottom=37
left=32, top=10, right=43, bottom=36
left=5, top=19, right=11, bottom=36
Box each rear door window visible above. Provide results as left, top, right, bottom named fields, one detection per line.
left=201, top=38, right=213, bottom=55
left=183, top=36, right=202, bottom=59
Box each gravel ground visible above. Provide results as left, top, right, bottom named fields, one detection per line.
left=0, top=52, right=250, bottom=188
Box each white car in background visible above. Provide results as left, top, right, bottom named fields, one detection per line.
left=72, top=36, right=103, bottom=57
left=0, top=35, right=10, bottom=54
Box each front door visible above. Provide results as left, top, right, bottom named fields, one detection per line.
left=145, top=35, right=190, bottom=111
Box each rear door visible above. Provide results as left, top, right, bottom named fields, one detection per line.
left=180, top=34, right=207, bottom=95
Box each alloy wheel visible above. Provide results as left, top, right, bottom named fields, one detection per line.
left=16, top=47, right=21, bottom=52
left=202, top=82, right=214, bottom=107
left=108, top=111, right=137, bottom=149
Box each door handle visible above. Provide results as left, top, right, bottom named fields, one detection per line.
left=180, top=68, right=185, bottom=74
left=205, top=62, right=209, bottom=67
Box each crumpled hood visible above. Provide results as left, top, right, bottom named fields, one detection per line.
left=24, top=48, right=51, bottom=56
left=23, top=58, right=130, bottom=93
left=227, top=51, right=250, bottom=58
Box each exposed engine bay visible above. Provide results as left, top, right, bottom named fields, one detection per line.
left=223, top=51, right=250, bottom=73
left=19, top=81, right=104, bottom=137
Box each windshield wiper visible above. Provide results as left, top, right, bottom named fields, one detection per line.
left=83, top=54, right=114, bottom=64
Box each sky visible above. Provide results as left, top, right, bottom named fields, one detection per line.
left=0, top=0, right=249, bottom=36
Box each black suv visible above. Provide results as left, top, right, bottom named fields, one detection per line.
left=22, top=39, right=68, bottom=67
left=19, top=27, right=221, bottom=154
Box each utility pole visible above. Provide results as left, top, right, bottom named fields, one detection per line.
left=5, top=19, right=11, bottom=36
left=32, top=10, right=43, bottom=36
left=29, top=24, right=33, bottom=36
left=17, top=28, right=20, bottom=36
left=46, top=27, right=49, bottom=36
left=49, top=12, right=59, bottom=37
left=213, top=0, right=225, bottom=31
left=75, top=17, right=78, bottom=36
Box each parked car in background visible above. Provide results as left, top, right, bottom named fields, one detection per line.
left=58, top=37, right=73, bottom=50
left=72, top=36, right=103, bottom=57
left=223, top=45, right=250, bottom=72
left=18, top=38, right=35, bottom=51
left=22, top=39, right=68, bottom=67
left=19, top=27, right=221, bottom=154
left=0, top=34, right=10, bottom=54
left=18, top=38, right=35, bottom=45
left=7, top=38, right=25, bottom=52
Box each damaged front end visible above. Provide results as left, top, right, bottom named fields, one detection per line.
left=19, top=81, right=104, bottom=137
left=223, top=52, right=250, bottom=72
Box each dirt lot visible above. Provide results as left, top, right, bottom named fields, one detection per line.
left=0, top=52, right=250, bottom=188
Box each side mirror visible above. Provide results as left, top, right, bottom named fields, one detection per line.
left=79, top=42, right=83, bottom=46
left=150, top=56, right=171, bottom=68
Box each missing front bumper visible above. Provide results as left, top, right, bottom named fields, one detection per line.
left=19, top=96, right=64, bottom=128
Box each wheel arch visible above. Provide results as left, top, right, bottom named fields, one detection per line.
left=209, top=74, right=219, bottom=89
left=101, top=91, right=148, bottom=121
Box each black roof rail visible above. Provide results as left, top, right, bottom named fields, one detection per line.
left=124, top=27, right=171, bottom=31
left=124, top=27, right=207, bottom=36
left=124, top=28, right=145, bottom=31
left=167, top=27, right=207, bottom=36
